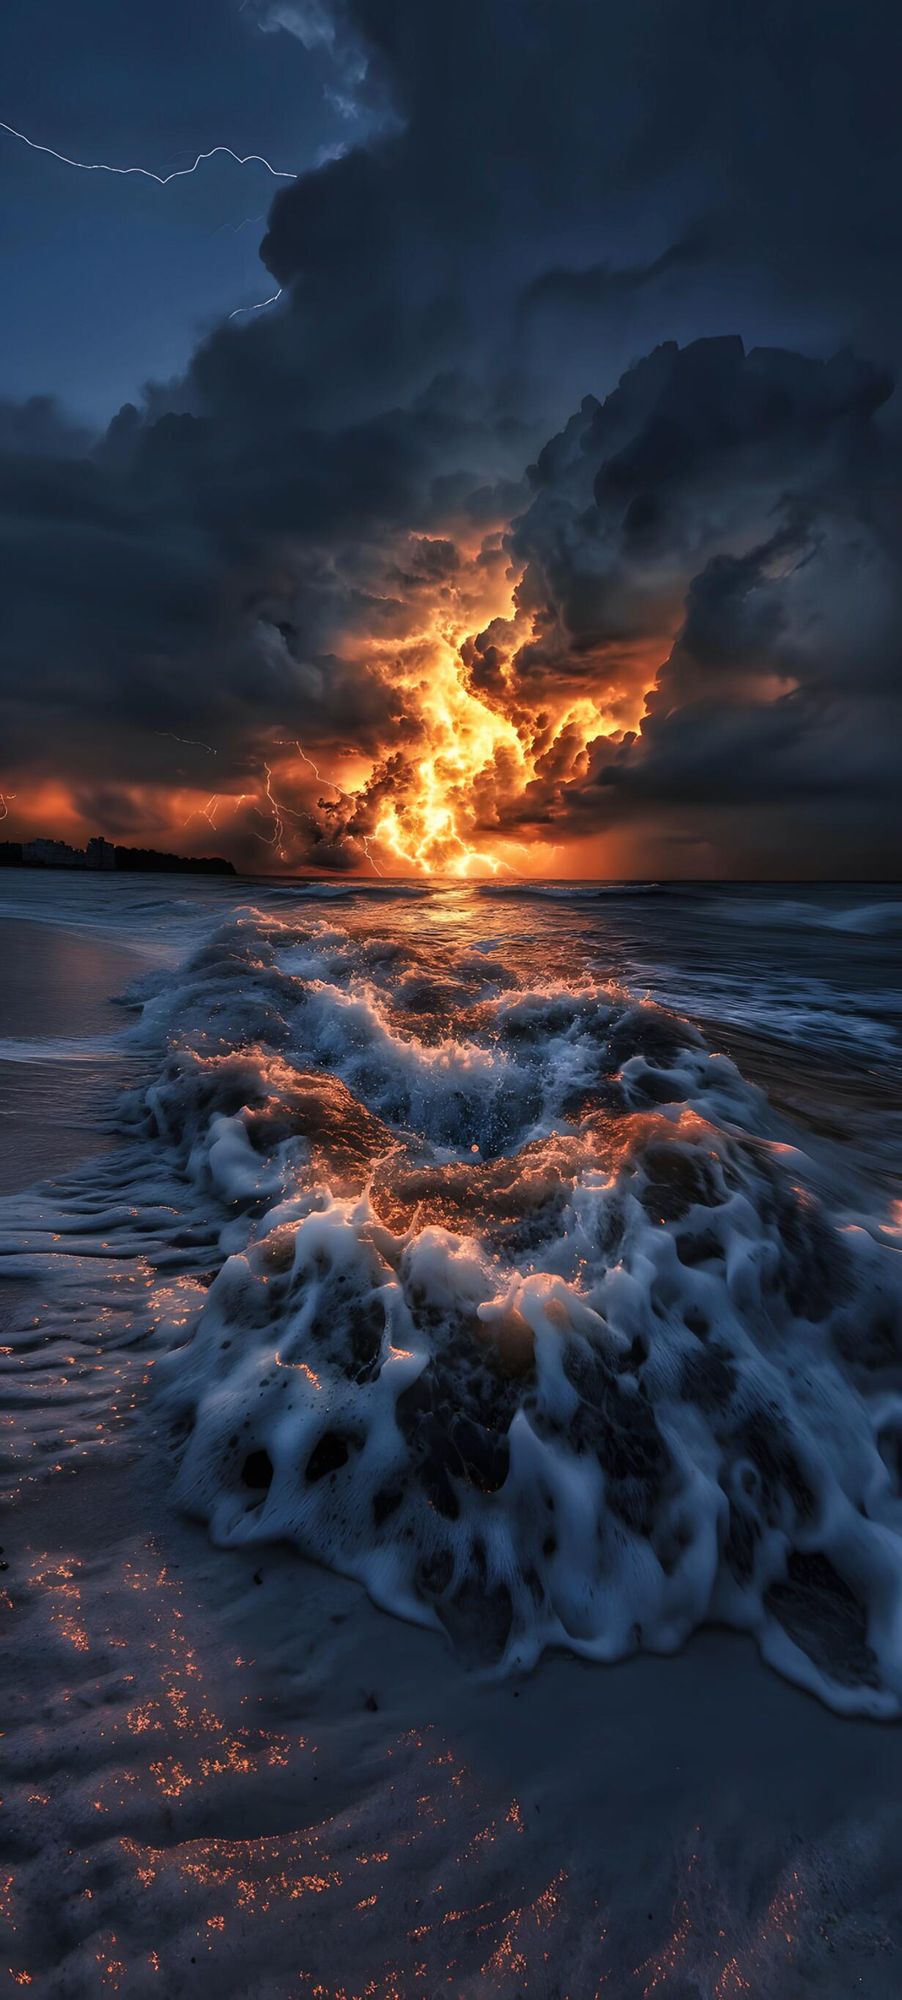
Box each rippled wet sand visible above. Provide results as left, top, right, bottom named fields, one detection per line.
left=5, top=1338, right=902, bottom=1996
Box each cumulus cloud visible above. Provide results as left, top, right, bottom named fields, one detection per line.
left=1, top=0, right=901, bottom=872
left=467, top=339, right=900, bottom=872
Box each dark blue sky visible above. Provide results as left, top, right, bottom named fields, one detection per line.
left=0, top=0, right=356, bottom=415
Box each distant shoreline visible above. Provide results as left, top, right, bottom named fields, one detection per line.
left=0, top=835, right=235, bottom=877
left=0, top=844, right=898, bottom=888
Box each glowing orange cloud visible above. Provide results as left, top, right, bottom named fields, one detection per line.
left=301, top=549, right=657, bottom=876
left=0, top=539, right=663, bottom=877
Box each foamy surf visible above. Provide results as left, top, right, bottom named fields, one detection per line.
left=33, top=898, right=887, bottom=1718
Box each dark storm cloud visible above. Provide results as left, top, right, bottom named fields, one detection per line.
left=519, top=223, right=720, bottom=319
left=1, top=0, right=902, bottom=869
left=0, top=372, right=519, bottom=791
left=0, top=396, right=92, bottom=458
left=485, top=338, right=902, bottom=872
left=503, top=336, right=894, bottom=701
left=251, top=0, right=902, bottom=408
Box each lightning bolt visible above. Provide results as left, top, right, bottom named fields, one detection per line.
left=0, top=120, right=296, bottom=185
left=228, top=288, right=283, bottom=319
left=276, top=738, right=383, bottom=874
left=156, top=727, right=302, bottom=859
left=2, top=119, right=292, bottom=323
left=0, top=791, right=16, bottom=820
left=252, top=760, right=319, bottom=861
left=137, top=731, right=385, bottom=875
left=183, top=794, right=222, bottom=833
left=282, top=737, right=326, bottom=783
left=156, top=730, right=218, bottom=756
left=359, top=833, right=384, bottom=876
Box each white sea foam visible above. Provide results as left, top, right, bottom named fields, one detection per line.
left=76, top=906, right=891, bottom=1717
left=271, top=879, right=436, bottom=901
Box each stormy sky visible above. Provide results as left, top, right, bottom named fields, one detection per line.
left=1, top=0, right=901, bottom=876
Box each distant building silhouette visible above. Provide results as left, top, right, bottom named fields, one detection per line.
left=86, top=836, right=116, bottom=870
left=0, top=836, right=235, bottom=875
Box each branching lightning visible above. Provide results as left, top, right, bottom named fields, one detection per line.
left=0, top=120, right=296, bottom=185
left=253, top=760, right=319, bottom=861
left=275, top=737, right=383, bottom=874
left=183, top=794, right=222, bottom=833
left=167, top=729, right=380, bottom=873
left=1, top=118, right=294, bottom=324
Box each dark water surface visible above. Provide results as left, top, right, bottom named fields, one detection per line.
left=0, top=915, right=148, bottom=1194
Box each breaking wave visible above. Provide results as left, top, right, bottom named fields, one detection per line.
left=710, top=896, right=902, bottom=937
left=86, top=902, right=901, bottom=1718
left=477, top=880, right=902, bottom=936
left=477, top=880, right=665, bottom=901
left=271, top=879, right=436, bottom=902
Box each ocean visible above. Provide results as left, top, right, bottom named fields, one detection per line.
left=1, top=871, right=901, bottom=1993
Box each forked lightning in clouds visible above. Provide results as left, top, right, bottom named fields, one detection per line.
left=168, top=731, right=385, bottom=875
left=0, top=119, right=296, bottom=185
left=1, top=117, right=294, bottom=321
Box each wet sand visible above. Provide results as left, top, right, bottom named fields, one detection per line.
left=5, top=1350, right=902, bottom=1996
left=0, top=917, right=145, bottom=1195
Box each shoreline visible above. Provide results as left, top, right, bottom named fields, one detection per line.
left=1, top=888, right=901, bottom=1993
left=5, top=1262, right=902, bottom=1994
left=0, top=915, right=149, bottom=1195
